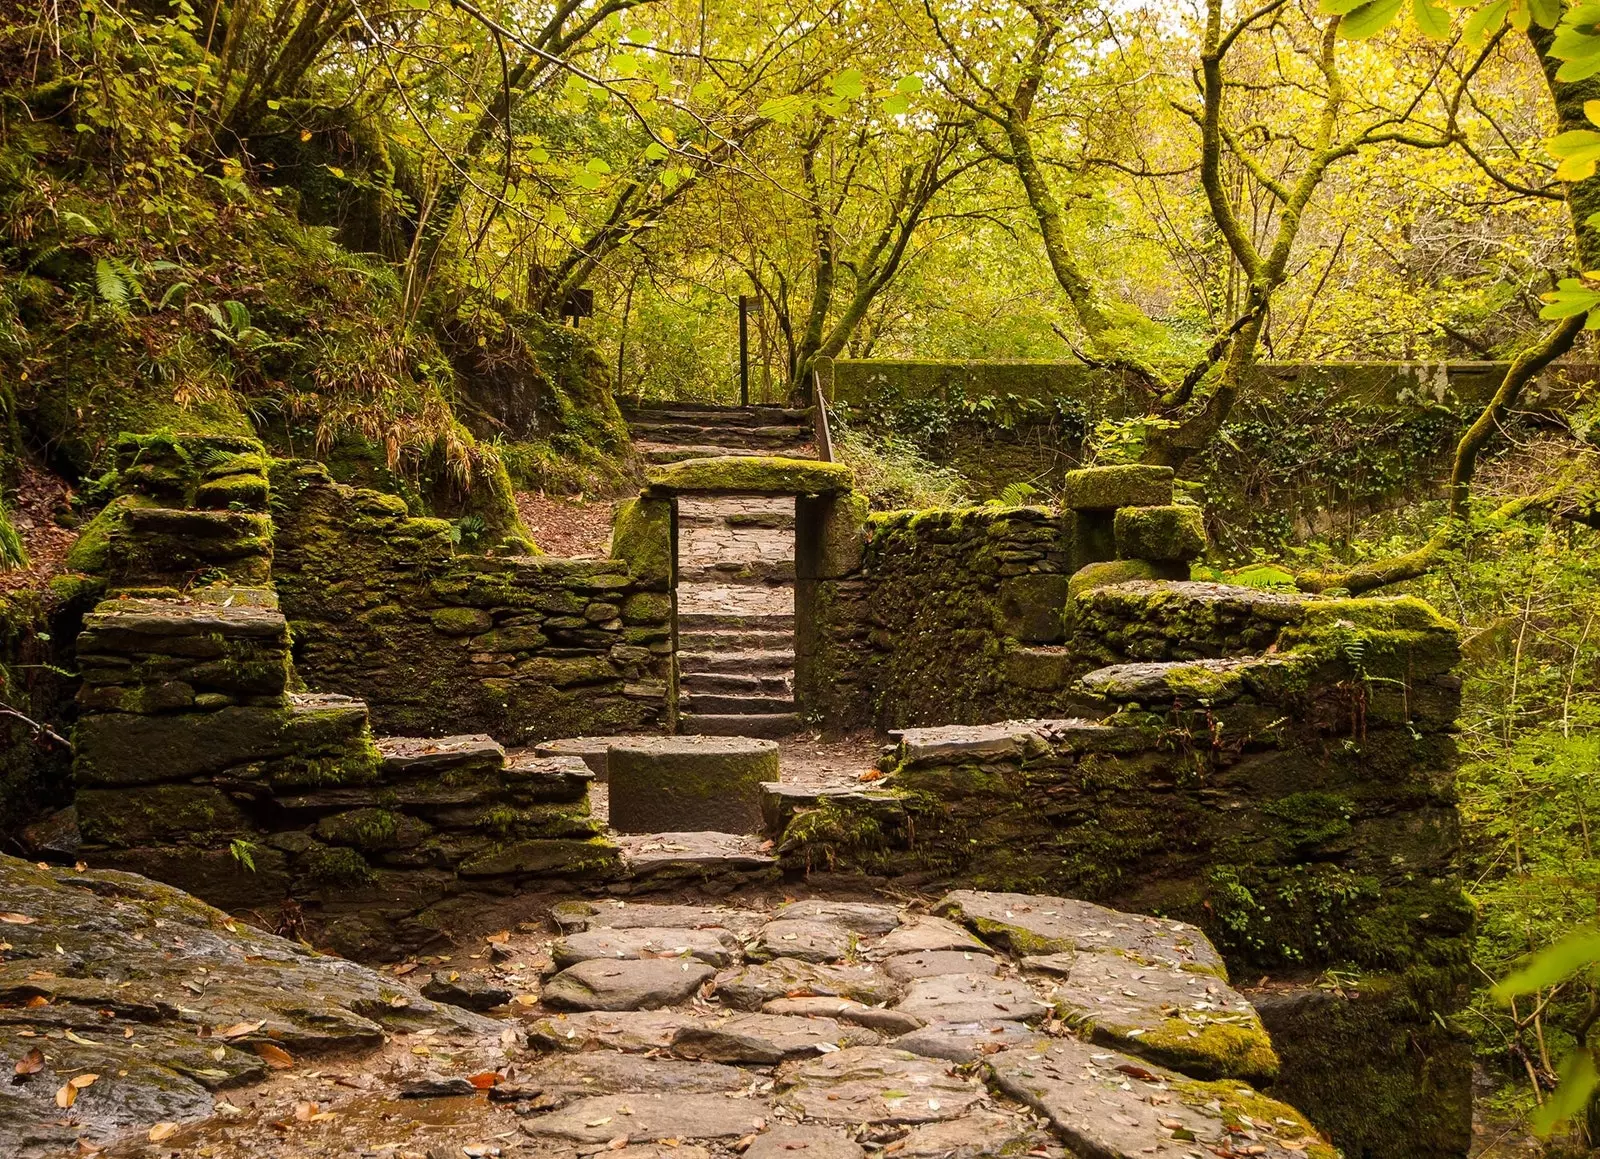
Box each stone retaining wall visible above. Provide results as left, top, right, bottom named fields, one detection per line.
left=777, top=579, right=1471, bottom=1159
left=269, top=460, right=675, bottom=743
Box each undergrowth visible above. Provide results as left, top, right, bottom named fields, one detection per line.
left=834, top=424, right=969, bottom=510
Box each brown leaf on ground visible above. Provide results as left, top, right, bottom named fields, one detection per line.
left=253, top=1042, right=294, bottom=1069
left=14, top=1048, right=43, bottom=1075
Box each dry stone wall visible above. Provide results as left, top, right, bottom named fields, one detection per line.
left=269, top=460, right=674, bottom=743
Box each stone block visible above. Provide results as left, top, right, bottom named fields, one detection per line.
left=77, top=784, right=252, bottom=846
left=996, top=574, right=1069, bottom=643
left=645, top=455, right=853, bottom=497
left=1004, top=647, right=1077, bottom=691
left=1062, top=465, right=1175, bottom=511
left=1066, top=559, right=1164, bottom=600
left=610, top=497, right=672, bottom=587
left=429, top=607, right=492, bottom=635
left=1113, top=504, right=1207, bottom=563
left=607, top=736, right=780, bottom=835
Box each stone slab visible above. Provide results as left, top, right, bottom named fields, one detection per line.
left=895, top=975, right=1050, bottom=1024
left=872, top=916, right=993, bottom=957
left=553, top=925, right=740, bottom=969
left=760, top=996, right=924, bottom=1035
left=893, top=1020, right=1041, bottom=1064
left=608, top=736, right=779, bottom=835
left=671, top=1012, right=880, bottom=1063
left=745, top=1124, right=865, bottom=1159
left=542, top=959, right=716, bottom=1011
left=987, top=1035, right=1333, bottom=1159
left=772, top=899, right=902, bottom=935
left=748, top=919, right=855, bottom=963
left=521, top=1091, right=769, bottom=1143
left=552, top=900, right=768, bottom=937
left=883, top=951, right=1001, bottom=982
left=712, top=959, right=902, bottom=1011
left=774, top=1046, right=986, bottom=1125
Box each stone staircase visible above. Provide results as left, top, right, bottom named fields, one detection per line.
left=624, top=402, right=815, bottom=739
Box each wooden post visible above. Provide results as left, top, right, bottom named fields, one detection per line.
left=738, top=294, right=750, bottom=407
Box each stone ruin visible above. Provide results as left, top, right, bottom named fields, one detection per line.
left=13, top=428, right=1473, bottom=1158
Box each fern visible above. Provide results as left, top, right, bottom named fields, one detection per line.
left=94, top=257, right=141, bottom=313
left=0, top=500, right=29, bottom=571
left=995, top=481, right=1039, bottom=507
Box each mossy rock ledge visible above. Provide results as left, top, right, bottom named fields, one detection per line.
left=644, top=455, right=853, bottom=497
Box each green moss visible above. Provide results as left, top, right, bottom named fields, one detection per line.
left=1113, top=504, right=1207, bottom=563
left=301, top=844, right=375, bottom=887
left=644, top=455, right=853, bottom=497
left=1132, top=1018, right=1280, bottom=1085
left=1066, top=559, right=1162, bottom=600
left=780, top=800, right=891, bottom=873
left=609, top=497, right=671, bottom=585
left=1173, top=1079, right=1336, bottom=1158
left=1062, top=464, right=1175, bottom=510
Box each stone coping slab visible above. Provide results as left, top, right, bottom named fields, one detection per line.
left=644, top=455, right=854, bottom=497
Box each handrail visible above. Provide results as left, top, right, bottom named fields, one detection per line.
left=812, top=371, right=835, bottom=463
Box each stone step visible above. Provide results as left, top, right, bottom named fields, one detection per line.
left=376, top=733, right=505, bottom=777
left=616, top=831, right=779, bottom=884
left=677, top=507, right=795, bottom=531
left=677, top=649, right=794, bottom=675
left=680, top=712, right=803, bottom=739
left=678, top=628, right=793, bottom=651
left=677, top=611, right=795, bottom=632
left=629, top=423, right=812, bottom=449
left=624, top=406, right=810, bottom=427
left=681, top=671, right=793, bottom=695
left=640, top=444, right=817, bottom=464
left=682, top=692, right=796, bottom=714
left=679, top=563, right=795, bottom=585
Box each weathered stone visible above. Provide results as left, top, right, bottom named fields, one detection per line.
left=935, top=891, right=1227, bottom=975
left=882, top=951, right=1000, bottom=982
left=671, top=1012, right=879, bottom=1063
left=1046, top=949, right=1278, bottom=1083
left=1062, top=464, right=1175, bottom=510
left=872, top=916, right=993, bottom=957
left=760, top=997, right=924, bottom=1035
left=996, top=573, right=1069, bottom=643
left=894, top=1110, right=1047, bottom=1158
left=521, top=1051, right=747, bottom=1097
left=1113, top=504, right=1207, bottom=563
left=457, top=837, right=621, bottom=878
left=645, top=455, right=854, bottom=497
left=893, top=1020, right=1040, bottom=1064
left=378, top=733, right=506, bottom=777
left=712, top=959, right=902, bottom=1011
left=521, top=1092, right=769, bottom=1143
left=399, top=1074, right=480, bottom=1098
left=553, top=925, right=740, bottom=969
left=527, top=1010, right=698, bottom=1054
left=0, top=855, right=494, bottom=1156
left=747, top=919, right=855, bottom=964
left=552, top=900, right=767, bottom=937
left=987, top=1035, right=1334, bottom=1159
left=1065, top=558, right=1166, bottom=600
left=894, top=975, right=1050, bottom=1024
left=744, top=1124, right=865, bottom=1159
left=542, top=958, right=717, bottom=1011
left=773, top=1046, right=986, bottom=1124
left=76, top=784, right=250, bottom=846
left=421, top=971, right=513, bottom=1012
left=608, top=736, right=779, bottom=835
left=772, top=899, right=901, bottom=935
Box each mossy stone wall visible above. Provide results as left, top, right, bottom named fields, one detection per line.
left=269, top=460, right=673, bottom=744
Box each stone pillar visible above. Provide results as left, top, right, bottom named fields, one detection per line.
left=793, top=491, right=870, bottom=732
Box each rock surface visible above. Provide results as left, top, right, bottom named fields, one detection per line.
left=3, top=871, right=1332, bottom=1159
left=0, top=855, right=496, bottom=1157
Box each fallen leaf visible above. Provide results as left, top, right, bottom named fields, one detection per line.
left=148, top=1123, right=180, bottom=1142
left=215, top=1020, right=266, bottom=1040
left=65, top=1031, right=97, bottom=1047
left=15, top=1048, right=44, bottom=1075
left=26, top=996, right=48, bottom=1007
left=485, top=931, right=510, bottom=944
left=56, top=1082, right=77, bottom=1108
left=253, top=1042, right=294, bottom=1069
left=467, top=1072, right=501, bottom=1089
left=70, top=1073, right=99, bottom=1089
left=0, top=913, right=37, bottom=924
left=294, top=1101, right=319, bottom=1122
left=1114, top=1063, right=1160, bottom=1082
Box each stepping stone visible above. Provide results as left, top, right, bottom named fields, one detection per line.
left=671, top=1012, right=879, bottom=1063
left=773, top=899, right=901, bottom=935
left=608, top=736, right=780, bottom=834
left=935, top=890, right=1226, bottom=974
left=761, top=996, right=924, bottom=1035
left=618, top=831, right=778, bottom=879
left=542, top=958, right=716, bottom=1011
left=552, top=900, right=767, bottom=936
left=1019, top=952, right=1076, bottom=977
left=534, top=735, right=639, bottom=780
left=527, top=1010, right=699, bottom=1053
left=744, top=1124, right=865, bottom=1159
left=420, top=970, right=512, bottom=1011
left=553, top=925, right=740, bottom=969
left=522, top=1052, right=748, bottom=1097
left=521, top=1091, right=769, bottom=1143
left=610, top=1147, right=713, bottom=1159
left=893, top=1020, right=1041, bottom=1064
left=747, top=919, right=854, bottom=963
left=986, top=1036, right=1332, bottom=1159
left=882, top=951, right=1001, bottom=982
left=895, top=1110, right=1048, bottom=1158
left=872, top=916, right=993, bottom=957
left=712, top=958, right=902, bottom=1010
left=377, top=733, right=504, bottom=776
left=895, top=975, right=1050, bottom=1023
left=1046, top=949, right=1278, bottom=1083
left=773, top=1046, right=986, bottom=1125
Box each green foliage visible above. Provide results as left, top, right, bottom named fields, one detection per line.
left=0, top=501, right=26, bottom=571
left=833, top=424, right=969, bottom=510
left=1088, top=415, right=1179, bottom=465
